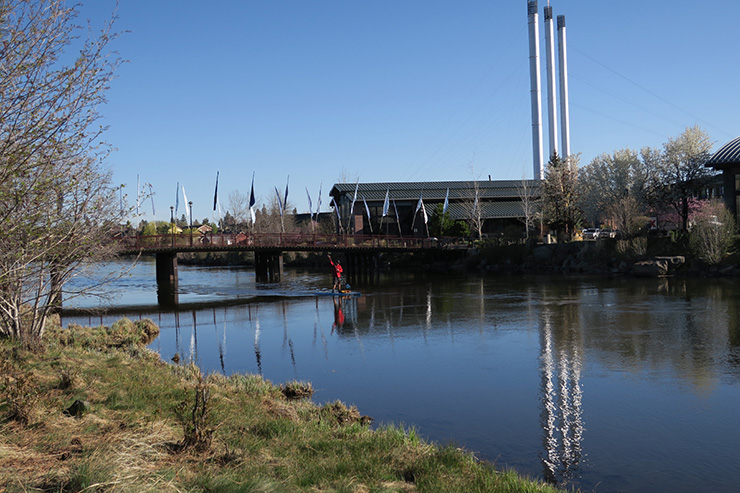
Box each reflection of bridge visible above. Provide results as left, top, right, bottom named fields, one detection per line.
left=116, top=232, right=467, bottom=304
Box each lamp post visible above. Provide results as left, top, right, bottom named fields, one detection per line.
left=188, top=201, right=193, bottom=246
left=170, top=206, right=174, bottom=247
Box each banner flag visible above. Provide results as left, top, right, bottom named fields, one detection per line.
left=316, top=183, right=322, bottom=217
left=442, top=188, right=449, bottom=215
left=182, top=185, right=189, bottom=224
left=149, top=184, right=155, bottom=217
left=415, top=194, right=423, bottom=214
left=213, top=171, right=219, bottom=211
left=351, top=182, right=359, bottom=213
left=175, top=182, right=179, bottom=215
left=275, top=187, right=283, bottom=217
left=249, top=172, right=256, bottom=224
left=393, top=199, right=401, bottom=236
left=363, top=196, right=373, bottom=233
left=306, top=187, right=313, bottom=219
left=421, top=198, right=428, bottom=224
left=382, top=189, right=389, bottom=217
left=332, top=197, right=341, bottom=223
left=283, top=175, right=289, bottom=213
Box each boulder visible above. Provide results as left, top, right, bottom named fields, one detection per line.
left=633, top=260, right=669, bottom=277
left=64, top=399, right=90, bottom=417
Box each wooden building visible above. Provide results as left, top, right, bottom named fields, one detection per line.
left=329, top=180, right=541, bottom=237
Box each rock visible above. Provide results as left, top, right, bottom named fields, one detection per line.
left=633, top=260, right=669, bottom=277
left=64, top=399, right=90, bottom=417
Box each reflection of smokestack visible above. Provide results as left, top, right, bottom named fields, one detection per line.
left=527, top=1, right=544, bottom=179
left=544, top=6, right=559, bottom=160
left=557, top=15, right=571, bottom=160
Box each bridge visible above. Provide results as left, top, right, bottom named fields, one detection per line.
left=116, top=232, right=467, bottom=305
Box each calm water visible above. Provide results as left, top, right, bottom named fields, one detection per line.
left=64, top=260, right=740, bottom=492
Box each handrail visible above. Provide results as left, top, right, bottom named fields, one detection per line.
left=114, top=232, right=471, bottom=252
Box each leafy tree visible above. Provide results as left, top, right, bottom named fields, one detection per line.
left=0, top=1, right=121, bottom=346
left=647, top=126, right=715, bottom=231
left=578, top=148, right=649, bottom=235
left=542, top=153, right=582, bottom=238
left=429, top=204, right=454, bottom=237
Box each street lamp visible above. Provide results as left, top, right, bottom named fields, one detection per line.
left=170, top=206, right=174, bottom=247
left=188, top=201, right=193, bottom=246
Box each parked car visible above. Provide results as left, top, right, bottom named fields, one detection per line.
left=582, top=228, right=600, bottom=240
left=598, top=228, right=619, bottom=239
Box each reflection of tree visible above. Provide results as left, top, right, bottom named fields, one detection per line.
left=539, top=298, right=584, bottom=485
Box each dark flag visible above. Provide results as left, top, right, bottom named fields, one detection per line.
left=213, top=171, right=219, bottom=211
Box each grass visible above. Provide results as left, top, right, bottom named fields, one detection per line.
left=0, top=318, right=565, bottom=492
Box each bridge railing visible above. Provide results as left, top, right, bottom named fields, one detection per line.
left=115, top=232, right=450, bottom=251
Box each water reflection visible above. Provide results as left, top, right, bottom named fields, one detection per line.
left=61, top=269, right=740, bottom=492
left=539, top=298, right=584, bottom=484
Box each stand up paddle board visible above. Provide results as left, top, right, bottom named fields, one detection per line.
left=314, top=290, right=361, bottom=297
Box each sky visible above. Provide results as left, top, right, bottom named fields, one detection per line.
left=78, top=1, right=739, bottom=224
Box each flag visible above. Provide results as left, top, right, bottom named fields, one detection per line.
left=382, top=189, right=389, bottom=217
left=351, top=182, right=359, bottom=214
left=181, top=184, right=189, bottom=224
left=393, top=199, right=401, bottom=234
left=283, top=176, right=289, bottom=213
left=249, top=172, right=256, bottom=224
left=213, top=171, right=219, bottom=211
left=316, top=183, right=322, bottom=217
left=442, top=188, right=449, bottom=215
left=306, top=187, right=313, bottom=219
left=275, top=187, right=283, bottom=217
left=149, top=184, right=155, bottom=216
left=363, top=196, right=373, bottom=233
left=415, top=194, right=423, bottom=214
left=421, top=198, right=428, bottom=224
left=175, top=182, right=179, bottom=215
left=332, top=197, right=341, bottom=223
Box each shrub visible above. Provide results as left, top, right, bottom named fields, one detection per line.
left=689, top=200, right=737, bottom=264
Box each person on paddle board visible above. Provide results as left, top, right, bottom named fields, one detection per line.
left=328, top=254, right=344, bottom=292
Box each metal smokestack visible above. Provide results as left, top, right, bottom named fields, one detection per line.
left=557, top=14, right=571, bottom=160
left=527, top=0, right=544, bottom=179
left=544, top=6, right=559, bottom=160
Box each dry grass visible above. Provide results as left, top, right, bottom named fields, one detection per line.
left=0, top=319, right=565, bottom=492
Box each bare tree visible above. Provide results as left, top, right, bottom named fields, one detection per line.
left=227, top=190, right=250, bottom=229
left=518, top=175, right=541, bottom=240
left=0, top=1, right=122, bottom=346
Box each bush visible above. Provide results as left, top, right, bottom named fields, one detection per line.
left=689, top=200, right=737, bottom=264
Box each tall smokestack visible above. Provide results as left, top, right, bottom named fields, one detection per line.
left=527, top=0, right=544, bottom=179
left=544, top=6, right=559, bottom=160
left=557, top=14, right=571, bottom=160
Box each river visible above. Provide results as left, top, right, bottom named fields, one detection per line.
left=62, top=259, right=740, bottom=492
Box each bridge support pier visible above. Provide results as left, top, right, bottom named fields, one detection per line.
left=345, top=252, right=380, bottom=285
left=255, top=250, right=283, bottom=282
left=156, top=252, right=179, bottom=306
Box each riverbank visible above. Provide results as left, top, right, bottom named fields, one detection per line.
left=175, top=235, right=740, bottom=278
left=0, top=319, right=562, bottom=492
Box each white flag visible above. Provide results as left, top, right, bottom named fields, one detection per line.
left=442, top=188, right=449, bottom=215
left=382, top=189, right=389, bottom=217
left=181, top=185, right=190, bottom=224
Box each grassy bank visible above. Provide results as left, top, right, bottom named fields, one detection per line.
left=0, top=319, right=562, bottom=492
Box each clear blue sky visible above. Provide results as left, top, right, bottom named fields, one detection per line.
left=80, top=1, right=738, bottom=223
